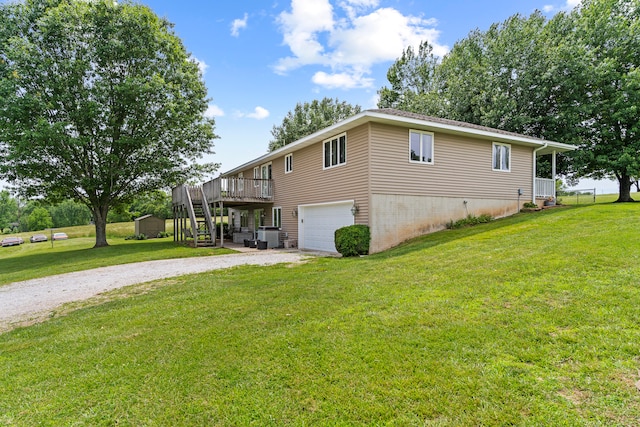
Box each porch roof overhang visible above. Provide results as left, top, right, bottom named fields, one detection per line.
left=221, top=108, right=576, bottom=176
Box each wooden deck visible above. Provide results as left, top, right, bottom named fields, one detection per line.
left=172, top=178, right=274, bottom=206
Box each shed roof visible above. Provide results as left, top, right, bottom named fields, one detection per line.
left=135, top=214, right=161, bottom=221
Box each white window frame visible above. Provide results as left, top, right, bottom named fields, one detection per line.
left=409, top=129, right=434, bottom=164
left=253, top=166, right=260, bottom=187
left=323, top=133, right=347, bottom=169
left=272, top=207, right=282, bottom=228
left=285, top=153, right=293, bottom=174
left=238, top=172, right=244, bottom=193
left=492, top=142, right=511, bottom=172
left=260, top=162, right=272, bottom=198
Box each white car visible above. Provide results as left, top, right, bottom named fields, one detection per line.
left=1, top=236, right=23, bottom=247
left=30, top=234, right=48, bottom=243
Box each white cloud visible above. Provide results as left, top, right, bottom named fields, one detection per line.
left=312, top=71, right=373, bottom=89
left=565, top=0, right=581, bottom=9
left=338, top=0, right=379, bottom=20
left=368, top=92, right=380, bottom=109
left=275, top=0, right=335, bottom=72
left=231, top=13, right=248, bottom=37
left=345, top=0, right=379, bottom=6
left=240, top=106, right=270, bottom=120
left=542, top=0, right=581, bottom=13
left=274, top=0, right=447, bottom=90
left=204, top=104, right=225, bottom=118
left=330, top=8, right=447, bottom=65
left=191, top=56, right=208, bottom=75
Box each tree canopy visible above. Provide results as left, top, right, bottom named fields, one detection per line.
left=378, top=0, right=640, bottom=201
left=564, top=0, right=640, bottom=200
left=0, top=190, right=18, bottom=231
left=269, top=98, right=361, bottom=152
left=377, top=41, right=446, bottom=117
left=0, top=0, right=218, bottom=246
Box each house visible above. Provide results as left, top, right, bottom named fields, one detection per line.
left=172, top=109, right=575, bottom=253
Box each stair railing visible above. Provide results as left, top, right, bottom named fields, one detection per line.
left=199, top=186, right=216, bottom=245
left=183, top=186, right=200, bottom=247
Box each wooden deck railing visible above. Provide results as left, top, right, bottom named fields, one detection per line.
left=174, top=178, right=274, bottom=206
left=172, top=185, right=205, bottom=206
left=202, top=177, right=273, bottom=202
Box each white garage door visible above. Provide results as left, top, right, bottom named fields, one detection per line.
left=300, top=201, right=354, bottom=252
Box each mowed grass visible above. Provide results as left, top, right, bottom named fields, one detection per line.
left=1, top=204, right=640, bottom=425
left=559, top=190, right=640, bottom=205
left=0, top=221, right=235, bottom=286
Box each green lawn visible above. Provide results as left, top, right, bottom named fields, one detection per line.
left=558, top=190, right=639, bottom=205
left=1, top=204, right=639, bottom=425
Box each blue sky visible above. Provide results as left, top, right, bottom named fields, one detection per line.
left=142, top=0, right=622, bottom=193
left=1, top=0, right=619, bottom=194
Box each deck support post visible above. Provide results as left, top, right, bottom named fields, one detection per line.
left=173, top=206, right=177, bottom=242
left=220, top=201, right=224, bottom=248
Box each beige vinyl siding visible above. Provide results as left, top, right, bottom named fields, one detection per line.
left=272, top=124, right=370, bottom=241
left=369, top=123, right=533, bottom=199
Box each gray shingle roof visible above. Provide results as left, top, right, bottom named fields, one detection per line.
left=368, top=108, right=549, bottom=143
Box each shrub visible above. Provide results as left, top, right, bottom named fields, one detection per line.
left=124, top=233, right=147, bottom=240
left=523, top=202, right=538, bottom=209
left=335, top=224, right=370, bottom=257
left=156, top=231, right=171, bottom=238
left=446, top=214, right=494, bottom=229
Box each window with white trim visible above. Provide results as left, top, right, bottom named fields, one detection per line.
left=323, top=133, right=346, bottom=169
left=272, top=207, right=282, bottom=228
left=409, top=130, right=434, bottom=164
left=240, top=211, right=249, bottom=228
left=492, top=142, right=511, bottom=172
left=285, top=154, right=293, bottom=173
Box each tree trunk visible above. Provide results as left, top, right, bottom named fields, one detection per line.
left=92, top=205, right=110, bottom=247
left=616, top=175, right=635, bottom=202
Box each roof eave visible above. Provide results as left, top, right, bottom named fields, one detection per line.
left=221, top=110, right=576, bottom=176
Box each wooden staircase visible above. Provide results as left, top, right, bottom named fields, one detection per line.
left=184, top=186, right=216, bottom=247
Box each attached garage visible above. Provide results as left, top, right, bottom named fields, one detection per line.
left=299, top=201, right=354, bottom=252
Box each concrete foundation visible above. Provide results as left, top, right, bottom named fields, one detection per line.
left=369, top=194, right=519, bottom=253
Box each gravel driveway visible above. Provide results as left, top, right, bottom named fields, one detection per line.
left=0, top=251, right=308, bottom=332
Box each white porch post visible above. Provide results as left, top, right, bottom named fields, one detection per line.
left=551, top=150, right=557, bottom=199
left=532, top=155, right=537, bottom=203
left=533, top=143, right=549, bottom=203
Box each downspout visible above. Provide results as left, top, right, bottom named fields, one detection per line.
left=532, top=143, right=548, bottom=203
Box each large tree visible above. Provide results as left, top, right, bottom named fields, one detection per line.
left=563, top=0, right=640, bottom=201
left=269, top=98, right=361, bottom=151
left=377, top=41, right=446, bottom=117
left=378, top=0, right=640, bottom=201
left=0, top=0, right=218, bottom=247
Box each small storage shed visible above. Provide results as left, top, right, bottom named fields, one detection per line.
left=134, top=214, right=165, bottom=238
